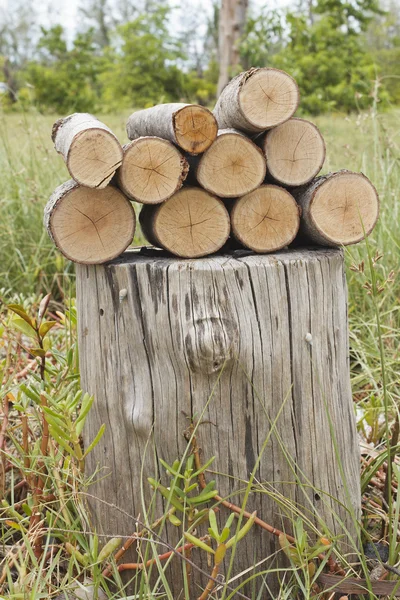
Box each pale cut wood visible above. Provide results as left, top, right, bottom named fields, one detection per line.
left=52, top=113, right=123, bottom=188
left=78, top=248, right=360, bottom=598
left=214, top=68, right=299, bottom=134
left=196, top=129, right=266, bottom=197
left=126, top=104, right=218, bottom=154
left=230, top=185, right=300, bottom=252
left=44, top=181, right=135, bottom=264
left=116, top=137, right=189, bottom=204
left=262, top=118, right=326, bottom=186
left=293, top=170, right=380, bottom=246
left=139, top=187, right=230, bottom=257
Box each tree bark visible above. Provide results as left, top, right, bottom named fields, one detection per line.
left=139, top=187, right=230, bottom=257
left=116, top=137, right=189, bottom=204
left=44, top=181, right=135, bottom=264
left=292, top=170, right=380, bottom=246
left=214, top=67, right=299, bottom=134
left=217, top=0, right=249, bottom=96
left=126, top=104, right=218, bottom=155
left=77, top=248, right=361, bottom=598
left=52, top=113, right=123, bottom=189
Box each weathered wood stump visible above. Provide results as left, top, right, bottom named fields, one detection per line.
left=77, top=248, right=361, bottom=598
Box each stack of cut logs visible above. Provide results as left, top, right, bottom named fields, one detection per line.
left=45, top=67, right=379, bottom=263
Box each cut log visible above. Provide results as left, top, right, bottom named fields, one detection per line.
left=262, top=118, right=326, bottom=186
left=126, top=104, right=218, bottom=155
left=230, top=185, right=300, bottom=252
left=44, top=181, right=135, bottom=264
left=293, top=170, right=379, bottom=246
left=139, top=187, right=230, bottom=258
left=213, top=67, right=299, bottom=134
left=196, top=129, right=266, bottom=197
left=77, top=247, right=361, bottom=598
left=52, top=114, right=123, bottom=189
left=116, top=137, right=189, bottom=204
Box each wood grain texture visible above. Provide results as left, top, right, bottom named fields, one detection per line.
left=77, top=248, right=360, bottom=598
left=52, top=113, right=123, bottom=188
left=213, top=68, right=299, bottom=134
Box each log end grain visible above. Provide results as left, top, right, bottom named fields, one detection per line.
left=139, top=187, right=230, bottom=258
left=197, top=130, right=266, bottom=197
left=264, top=118, right=326, bottom=186
left=117, top=137, right=189, bottom=204
left=173, top=105, right=218, bottom=154
left=45, top=183, right=135, bottom=264
left=239, top=68, right=299, bottom=130
left=300, top=170, right=379, bottom=246
left=68, top=128, right=123, bottom=188
left=231, top=185, right=300, bottom=253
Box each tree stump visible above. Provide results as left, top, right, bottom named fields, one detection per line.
left=77, top=248, right=361, bottom=598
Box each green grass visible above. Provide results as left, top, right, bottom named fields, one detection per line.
left=0, top=104, right=400, bottom=598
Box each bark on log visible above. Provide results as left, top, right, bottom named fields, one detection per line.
left=230, top=184, right=300, bottom=252
left=293, top=170, right=379, bottom=246
left=261, top=118, right=326, bottom=186
left=196, top=129, right=266, bottom=197
left=139, top=187, right=230, bottom=257
left=44, top=181, right=135, bottom=264
left=126, top=104, right=218, bottom=155
left=52, top=113, right=123, bottom=188
left=77, top=248, right=361, bottom=598
left=214, top=68, right=299, bottom=134
left=116, top=137, right=189, bottom=204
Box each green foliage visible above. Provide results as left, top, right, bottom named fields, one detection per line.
left=272, top=3, right=384, bottom=114
left=99, top=7, right=185, bottom=110
left=24, top=26, right=100, bottom=113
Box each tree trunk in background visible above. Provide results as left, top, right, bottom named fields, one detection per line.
left=217, top=0, right=248, bottom=95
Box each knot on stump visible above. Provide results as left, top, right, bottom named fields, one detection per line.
left=184, top=317, right=238, bottom=374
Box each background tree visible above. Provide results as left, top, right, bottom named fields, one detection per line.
left=217, top=0, right=248, bottom=94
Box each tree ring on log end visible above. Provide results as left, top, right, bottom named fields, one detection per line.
left=309, top=172, right=379, bottom=245
left=264, top=118, right=326, bottom=186
left=118, top=137, right=189, bottom=204
left=68, top=128, right=123, bottom=188
left=239, top=68, right=299, bottom=130
left=197, top=131, right=266, bottom=197
left=49, top=186, right=135, bottom=264
left=140, top=187, right=230, bottom=258
left=231, top=185, right=300, bottom=253
left=173, top=105, right=218, bottom=154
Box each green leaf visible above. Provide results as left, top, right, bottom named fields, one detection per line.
left=224, top=512, right=236, bottom=530
left=147, top=479, right=185, bottom=512
left=168, top=513, right=182, bottom=527
left=39, top=321, right=57, bottom=338
left=219, top=527, right=230, bottom=543
left=188, top=490, right=218, bottom=505
left=184, top=532, right=214, bottom=554
left=192, top=456, right=215, bottom=479
left=159, top=457, right=184, bottom=479
left=226, top=511, right=257, bottom=549
left=9, top=315, right=37, bottom=339
left=49, top=427, right=76, bottom=458
left=20, top=384, right=41, bottom=404
left=30, top=348, right=46, bottom=358
left=208, top=509, right=219, bottom=540
left=22, top=503, right=32, bottom=516
left=8, top=305, right=34, bottom=328
left=75, top=394, right=94, bottom=435
left=83, top=424, right=106, bottom=458
left=98, top=537, right=122, bottom=562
